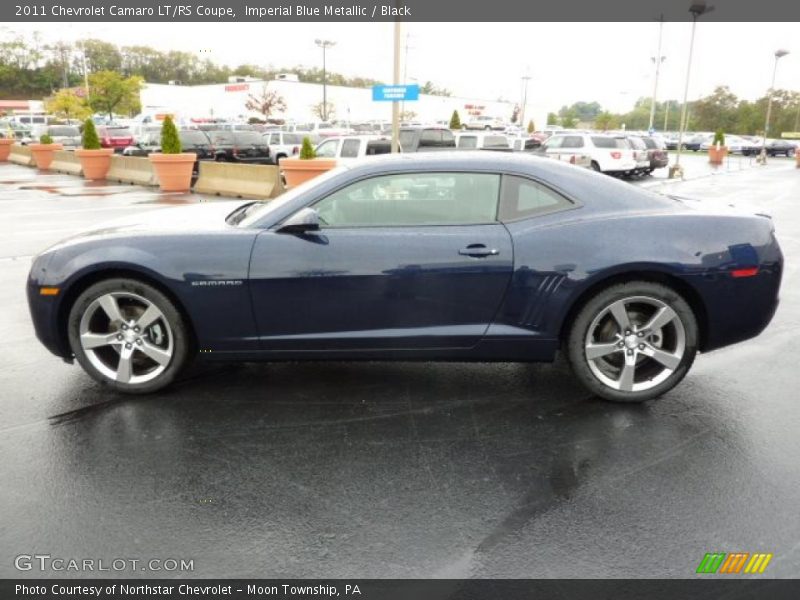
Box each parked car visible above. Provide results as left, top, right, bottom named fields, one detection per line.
left=537, top=133, right=638, bottom=176
left=625, top=136, right=652, bottom=176
left=123, top=129, right=215, bottom=163
left=701, top=135, right=751, bottom=154
left=463, top=115, right=506, bottom=131
left=455, top=132, right=511, bottom=149
left=762, top=139, right=796, bottom=157
left=281, top=121, right=350, bottom=138
left=398, top=126, right=457, bottom=152
left=208, top=130, right=272, bottom=164
left=27, top=153, right=782, bottom=403
left=638, top=135, right=669, bottom=172
left=314, top=135, right=396, bottom=164
left=96, top=126, right=135, bottom=153
left=34, top=125, right=82, bottom=150
left=684, top=133, right=713, bottom=152
left=510, top=136, right=543, bottom=152
left=263, top=131, right=310, bottom=163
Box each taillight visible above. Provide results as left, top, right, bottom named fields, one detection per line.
left=102, top=137, right=111, bottom=145
left=731, top=267, right=759, bottom=278
left=569, top=155, right=576, bottom=164
left=292, top=146, right=299, bottom=154
left=610, top=151, right=622, bottom=159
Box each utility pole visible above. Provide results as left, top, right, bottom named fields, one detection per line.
left=663, top=100, right=670, bottom=130
left=648, top=15, right=666, bottom=132
left=758, top=49, right=789, bottom=164
left=670, top=1, right=713, bottom=179
left=391, top=19, right=401, bottom=153
left=520, top=71, right=531, bottom=131
left=401, top=33, right=413, bottom=118
left=315, top=39, right=336, bottom=121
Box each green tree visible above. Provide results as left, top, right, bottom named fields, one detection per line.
left=82, top=118, right=101, bottom=150
left=449, top=110, right=462, bottom=129
left=299, top=136, right=316, bottom=159
left=78, top=39, right=123, bottom=73
left=46, top=88, right=91, bottom=122
left=160, top=115, right=181, bottom=153
left=560, top=109, right=578, bottom=128
left=419, top=81, right=451, bottom=97
left=594, top=111, right=617, bottom=131
left=546, top=112, right=558, bottom=126
left=527, top=120, right=535, bottom=134
left=88, top=71, right=143, bottom=118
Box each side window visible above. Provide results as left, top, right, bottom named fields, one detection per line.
left=561, top=136, right=584, bottom=149
left=459, top=136, right=478, bottom=149
left=498, top=175, right=574, bottom=221
left=314, top=172, right=501, bottom=227
left=340, top=139, right=361, bottom=158
left=543, top=136, right=563, bottom=150
left=315, top=139, right=339, bottom=158
left=269, top=133, right=279, bottom=144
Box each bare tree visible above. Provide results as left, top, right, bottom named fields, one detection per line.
left=245, top=86, right=287, bottom=119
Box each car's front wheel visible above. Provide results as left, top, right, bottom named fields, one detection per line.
left=67, top=278, right=192, bottom=393
left=566, top=281, right=698, bottom=402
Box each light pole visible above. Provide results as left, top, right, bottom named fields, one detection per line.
left=519, top=71, right=531, bottom=131
left=648, top=16, right=665, bottom=132
left=670, top=1, right=714, bottom=179
left=314, top=39, right=336, bottom=121
left=758, top=49, right=789, bottom=164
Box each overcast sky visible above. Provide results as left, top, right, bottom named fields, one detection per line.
left=7, top=21, right=799, bottom=113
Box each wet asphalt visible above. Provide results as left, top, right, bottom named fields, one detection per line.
left=1, top=155, right=799, bottom=579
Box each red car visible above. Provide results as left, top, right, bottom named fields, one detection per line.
left=96, top=126, right=135, bottom=152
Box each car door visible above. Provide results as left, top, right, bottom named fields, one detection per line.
left=248, top=171, right=513, bottom=352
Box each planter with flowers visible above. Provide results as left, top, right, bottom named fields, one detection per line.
left=708, top=129, right=728, bottom=165
left=75, top=119, right=114, bottom=180
left=280, top=137, right=336, bottom=188
left=148, top=116, right=196, bottom=192
left=29, top=134, right=63, bottom=170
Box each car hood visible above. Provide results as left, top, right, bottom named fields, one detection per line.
left=44, top=200, right=251, bottom=252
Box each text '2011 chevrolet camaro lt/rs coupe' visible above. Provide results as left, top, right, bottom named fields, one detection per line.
left=27, top=153, right=782, bottom=402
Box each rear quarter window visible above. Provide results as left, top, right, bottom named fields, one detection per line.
left=498, top=175, right=574, bottom=221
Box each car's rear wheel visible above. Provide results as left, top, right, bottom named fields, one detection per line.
left=67, top=278, right=192, bottom=394
left=590, top=161, right=601, bottom=172
left=566, top=281, right=698, bottom=402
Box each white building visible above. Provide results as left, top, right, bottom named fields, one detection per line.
left=139, top=78, right=546, bottom=129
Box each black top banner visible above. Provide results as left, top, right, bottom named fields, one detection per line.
left=4, top=0, right=800, bottom=22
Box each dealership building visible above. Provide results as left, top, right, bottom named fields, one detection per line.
left=139, top=76, right=546, bottom=128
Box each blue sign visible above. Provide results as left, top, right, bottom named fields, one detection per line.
left=372, top=84, right=420, bottom=102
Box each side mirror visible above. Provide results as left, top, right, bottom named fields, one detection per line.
left=278, top=207, right=320, bottom=234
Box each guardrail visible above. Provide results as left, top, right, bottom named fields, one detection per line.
left=8, top=144, right=33, bottom=167
left=193, top=161, right=284, bottom=199
left=107, top=155, right=158, bottom=186
left=50, top=150, right=83, bottom=176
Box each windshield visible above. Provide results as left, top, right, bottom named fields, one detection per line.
left=235, top=166, right=349, bottom=228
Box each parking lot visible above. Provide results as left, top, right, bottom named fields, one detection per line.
left=1, top=154, right=799, bottom=578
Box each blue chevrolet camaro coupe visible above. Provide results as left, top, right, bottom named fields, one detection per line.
left=27, top=153, right=782, bottom=402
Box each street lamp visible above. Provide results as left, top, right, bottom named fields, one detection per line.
left=648, top=15, right=665, bottom=132
left=670, top=1, right=714, bottom=179
left=314, top=39, right=336, bottom=121
left=520, top=70, right=532, bottom=131
left=758, top=49, right=790, bottom=164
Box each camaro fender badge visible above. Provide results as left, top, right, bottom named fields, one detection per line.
left=190, top=280, right=244, bottom=287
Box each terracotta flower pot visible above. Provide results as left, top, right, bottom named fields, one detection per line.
left=149, top=153, right=197, bottom=192
left=708, top=145, right=728, bottom=165
left=280, top=158, right=337, bottom=187
left=76, top=148, right=114, bottom=180
left=796, top=152, right=800, bottom=169
left=0, top=138, right=14, bottom=161
left=29, top=143, right=64, bottom=169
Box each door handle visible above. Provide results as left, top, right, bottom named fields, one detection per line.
left=459, top=244, right=499, bottom=258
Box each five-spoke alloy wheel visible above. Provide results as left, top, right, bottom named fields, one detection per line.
left=68, top=278, right=191, bottom=393
left=567, top=281, right=698, bottom=402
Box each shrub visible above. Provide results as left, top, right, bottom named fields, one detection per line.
left=713, top=129, right=725, bottom=147
left=39, top=134, right=53, bottom=144
left=299, top=136, right=316, bottom=159
left=527, top=120, right=535, bottom=134
left=82, top=119, right=101, bottom=150
left=449, top=110, right=461, bottom=130
left=160, top=116, right=182, bottom=154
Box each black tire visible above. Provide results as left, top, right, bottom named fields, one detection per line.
left=590, top=161, right=601, bottom=172
left=67, top=278, right=192, bottom=394
left=565, top=281, right=698, bottom=403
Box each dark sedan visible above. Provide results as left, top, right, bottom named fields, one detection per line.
left=208, top=130, right=272, bottom=164
left=124, top=129, right=215, bottom=162
left=27, top=153, right=782, bottom=402
left=764, top=140, right=796, bottom=157
left=640, top=135, right=669, bottom=172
